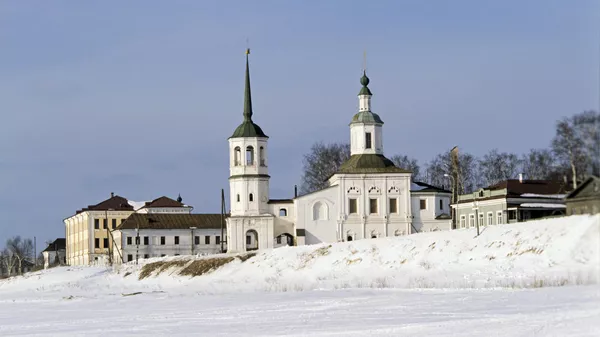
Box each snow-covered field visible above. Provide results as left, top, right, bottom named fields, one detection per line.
left=1, top=215, right=599, bottom=336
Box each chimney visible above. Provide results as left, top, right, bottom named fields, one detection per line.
left=294, top=185, right=298, bottom=198
left=518, top=174, right=523, bottom=183
left=110, top=192, right=114, bottom=198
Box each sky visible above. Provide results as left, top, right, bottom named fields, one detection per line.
left=1, top=0, right=599, bottom=253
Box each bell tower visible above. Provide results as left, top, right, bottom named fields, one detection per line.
left=228, top=49, right=270, bottom=217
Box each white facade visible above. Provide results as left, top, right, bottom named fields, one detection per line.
left=119, top=228, right=224, bottom=262
left=43, top=249, right=66, bottom=269
left=225, top=65, right=452, bottom=251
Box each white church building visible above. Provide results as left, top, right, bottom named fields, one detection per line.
left=226, top=50, right=452, bottom=253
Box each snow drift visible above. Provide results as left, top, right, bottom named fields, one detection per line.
left=1, top=215, right=598, bottom=298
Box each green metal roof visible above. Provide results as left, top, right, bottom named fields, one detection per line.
left=230, top=50, right=268, bottom=139
left=351, top=111, right=384, bottom=125
left=337, top=154, right=412, bottom=174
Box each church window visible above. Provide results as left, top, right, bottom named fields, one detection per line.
left=365, top=132, right=372, bottom=149
left=259, top=146, right=265, bottom=166
left=349, top=198, right=358, bottom=214
left=246, top=146, right=254, bottom=165
left=234, top=147, right=241, bottom=166
left=389, top=198, right=398, bottom=214
left=420, top=199, right=427, bottom=210
left=237, top=194, right=240, bottom=202
left=439, top=199, right=443, bottom=210
left=347, top=236, right=353, bottom=242
left=279, top=208, right=287, bottom=217
left=249, top=193, right=254, bottom=202
left=369, top=198, right=378, bottom=214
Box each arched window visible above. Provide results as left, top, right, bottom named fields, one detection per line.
left=249, top=193, right=254, bottom=202
left=236, top=194, right=240, bottom=202
left=259, top=146, right=265, bottom=166
left=234, top=147, right=241, bottom=166
left=246, top=146, right=254, bottom=165
left=312, top=201, right=328, bottom=220
left=279, top=208, right=287, bottom=217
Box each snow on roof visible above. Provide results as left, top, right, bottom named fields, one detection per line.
left=520, top=203, right=566, bottom=209
left=127, top=200, right=148, bottom=211
left=520, top=193, right=566, bottom=199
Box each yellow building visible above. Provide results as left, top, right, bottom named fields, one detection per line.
left=64, top=193, right=134, bottom=265
left=64, top=194, right=194, bottom=265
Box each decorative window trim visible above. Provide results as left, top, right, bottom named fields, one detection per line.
left=388, top=186, right=400, bottom=194
left=368, top=186, right=381, bottom=194
left=347, top=186, right=360, bottom=194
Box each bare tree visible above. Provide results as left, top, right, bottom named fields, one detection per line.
left=0, top=249, right=17, bottom=277
left=424, top=150, right=479, bottom=193
left=6, top=236, right=34, bottom=275
left=520, top=149, right=556, bottom=180
left=389, top=154, right=421, bottom=181
left=573, top=110, right=600, bottom=177
left=300, top=142, right=351, bottom=194
left=552, top=117, right=587, bottom=189
left=479, top=149, right=521, bottom=186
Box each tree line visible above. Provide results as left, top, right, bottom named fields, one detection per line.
left=300, top=110, right=599, bottom=194
left=0, top=236, right=35, bottom=277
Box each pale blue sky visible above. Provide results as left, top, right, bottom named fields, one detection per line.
left=1, top=1, right=599, bottom=252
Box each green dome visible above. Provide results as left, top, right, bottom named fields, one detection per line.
left=360, top=73, right=370, bottom=86
left=338, top=154, right=411, bottom=174
left=351, top=111, right=384, bottom=125
left=230, top=120, right=268, bottom=138
left=358, top=71, right=372, bottom=96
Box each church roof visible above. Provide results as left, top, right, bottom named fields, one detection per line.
left=337, top=154, right=411, bottom=174
left=230, top=49, right=268, bottom=139
left=351, top=111, right=384, bottom=124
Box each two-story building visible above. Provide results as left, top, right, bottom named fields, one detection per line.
left=452, top=177, right=569, bottom=229
left=64, top=194, right=192, bottom=265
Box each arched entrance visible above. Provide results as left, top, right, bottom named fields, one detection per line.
left=246, top=229, right=259, bottom=251
left=275, top=233, right=294, bottom=247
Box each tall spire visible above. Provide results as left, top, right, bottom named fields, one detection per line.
left=243, top=48, right=253, bottom=122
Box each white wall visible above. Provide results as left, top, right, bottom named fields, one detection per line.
left=119, top=228, right=225, bottom=262
left=295, top=186, right=339, bottom=245
left=411, top=193, right=452, bottom=232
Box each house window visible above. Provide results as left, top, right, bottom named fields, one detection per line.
left=349, top=198, right=358, bottom=214
left=234, top=146, right=241, bottom=166
left=205, top=236, right=210, bottom=244
left=174, top=236, right=180, bottom=245
left=365, top=132, right=372, bottom=149
left=160, top=236, right=166, bottom=245
left=389, top=198, right=398, bottom=214
left=126, top=237, right=132, bottom=245
left=497, top=211, right=503, bottom=225
left=508, top=210, right=517, bottom=220
left=249, top=193, right=254, bottom=202
left=103, top=238, right=108, bottom=248
left=478, top=213, right=484, bottom=227
left=135, top=236, right=140, bottom=245
left=111, top=219, right=117, bottom=229
left=469, top=214, right=475, bottom=228
left=95, top=238, right=100, bottom=248
left=460, top=215, right=466, bottom=228
left=194, top=236, right=200, bottom=245
left=216, top=236, right=221, bottom=244
left=102, top=219, right=107, bottom=229
left=439, top=199, right=443, bottom=211
left=420, top=199, right=427, bottom=210
left=487, top=212, right=493, bottom=226
left=143, top=236, right=149, bottom=245
left=127, top=254, right=133, bottom=262
left=246, top=146, right=254, bottom=165
left=144, top=254, right=149, bottom=259
left=369, top=198, right=378, bottom=214
left=94, top=219, right=100, bottom=229
left=161, top=254, right=166, bottom=257
left=279, top=208, right=287, bottom=217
